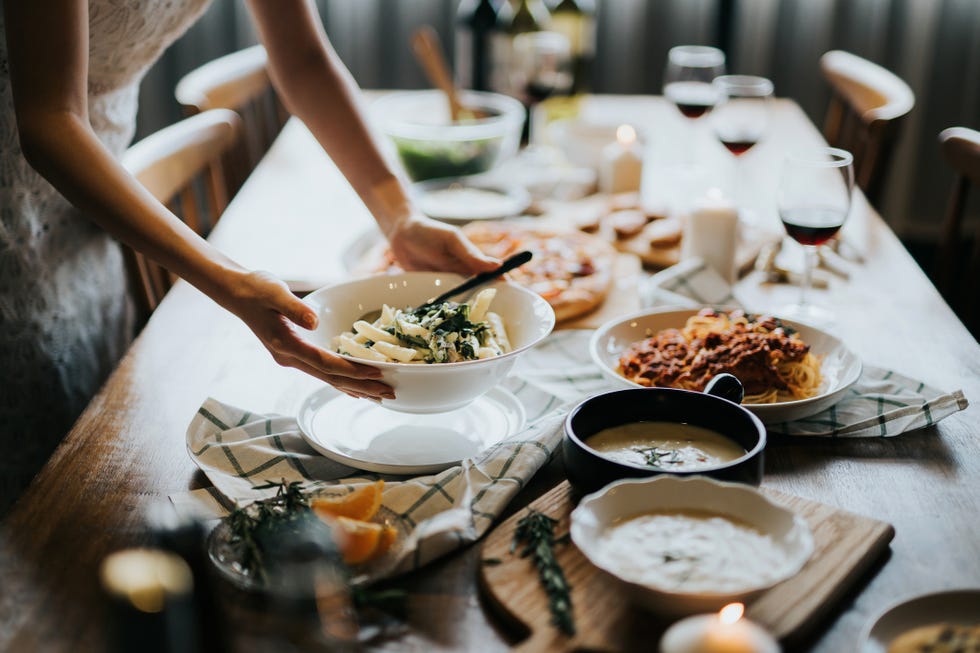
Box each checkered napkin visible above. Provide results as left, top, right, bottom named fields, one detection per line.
left=644, top=258, right=969, bottom=436
left=171, top=331, right=613, bottom=578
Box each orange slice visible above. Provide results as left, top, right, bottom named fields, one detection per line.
left=328, top=516, right=385, bottom=565
left=372, top=524, right=399, bottom=560
left=311, top=480, right=384, bottom=521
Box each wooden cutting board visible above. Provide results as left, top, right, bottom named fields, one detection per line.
left=479, top=481, right=894, bottom=652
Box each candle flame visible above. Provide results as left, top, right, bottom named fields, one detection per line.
left=616, top=124, right=637, bottom=146
left=719, top=602, right=744, bottom=625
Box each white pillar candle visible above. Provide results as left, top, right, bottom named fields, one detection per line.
left=660, top=603, right=781, bottom=653
left=682, top=187, right=739, bottom=284
left=599, top=124, right=644, bottom=194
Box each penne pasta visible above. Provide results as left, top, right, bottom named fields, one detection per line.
left=486, top=312, right=511, bottom=352
left=335, top=295, right=512, bottom=364
left=352, top=320, right=400, bottom=345
left=468, top=288, right=496, bottom=323
left=371, top=340, right=417, bottom=362
left=336, top=335, right=388, bottom=362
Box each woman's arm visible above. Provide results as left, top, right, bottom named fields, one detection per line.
left=3, top=0, right=391, bottom=400
left=246, top=0, right=498, bottom=275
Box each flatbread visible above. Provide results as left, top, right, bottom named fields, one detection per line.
left=461, top=222, right=616, bottom=323
left=356, top=221, right=616, bottom=323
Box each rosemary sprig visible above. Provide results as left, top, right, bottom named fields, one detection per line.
left=511, top=510, right=575, bottom=636
left=634, top=446, right=682, bottom=467
left=226, top=479, right=330, bottom=583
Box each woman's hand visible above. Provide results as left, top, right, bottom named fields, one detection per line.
left=219, top=270, right=394, bottom=401
left=386, top=214, right=499, bottom=275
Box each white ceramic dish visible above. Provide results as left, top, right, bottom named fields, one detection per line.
left=298, top=385, right=526, bottom=474
left=861, top=589, right=980, bottom=653
left=570, top=476, right=814, bottom=617
left=411, top=176, right=531, bottom=223
left=302, top=272, right=555, bottom=414
left=589, top=308, right=862, bottom=424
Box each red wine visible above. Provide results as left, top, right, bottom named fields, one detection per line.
left=526, top=81, right=557, bottom=103
left=721, top=139, right=757, bottom=155
left=780, top=208, right=846, bottom=246
left=677, top=103, right=712, bottom=119
left=664, top=82, right=718, bottom=119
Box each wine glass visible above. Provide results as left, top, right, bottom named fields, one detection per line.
left=511, top=31, right=573, bottom=142
left=663, top=46, right=726, bottom=118
left=710, top=75, right=774, bottom=222
left=663, top=45, right=725, bottom=166
left=776, top=147, right=854, bottom=325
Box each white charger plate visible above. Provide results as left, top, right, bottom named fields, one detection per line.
left=590, top=308, right=862, bottom=424
left=297, top=385, right=526, bottom=475
left=861, top=589, right=980, bottom=653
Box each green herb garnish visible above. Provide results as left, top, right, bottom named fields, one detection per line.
left=635, top=446, right=683, bottom=467
left=226, top=479, right=339, bottom=584
left=511, top=510, right=575, bottom=636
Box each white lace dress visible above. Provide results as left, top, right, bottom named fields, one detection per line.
left=0, top=0, right=211, bottom=512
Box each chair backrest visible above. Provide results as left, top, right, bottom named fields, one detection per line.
left=122, top=109, right=243, bottom=320
left=820, top=50, right=915, bottom=207
left=937, top=126, right=980, bottom=335
left=175, top=45, right=288, bottom=197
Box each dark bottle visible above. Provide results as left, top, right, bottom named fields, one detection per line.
left=455, top=0, right=503, bottom=91
left=548, top=0, right=596, bottom=94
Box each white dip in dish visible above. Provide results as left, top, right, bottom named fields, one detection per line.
left=594, top=510, right=793, bottom=593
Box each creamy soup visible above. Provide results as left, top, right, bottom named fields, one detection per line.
left=595, top=510, right=792, bottom=593
left=585, top=421, right=746, bottom=470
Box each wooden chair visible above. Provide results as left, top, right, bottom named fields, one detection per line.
left=936, top=126, right=980, bottom=335
left=121, top=109, right=243, bottom=321
left=175, top=45, right=288, bottom=198
left=820, top=50, right=915, bottom=208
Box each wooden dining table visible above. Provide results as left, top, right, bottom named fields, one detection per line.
left=2, top=95, right=978, bottom=653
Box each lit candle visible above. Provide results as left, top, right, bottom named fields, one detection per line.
left=682, top=187, right=739, bottom=284
left=599, top=124, right=644, bottom=194
left=660, top=603, right=781, bottom=653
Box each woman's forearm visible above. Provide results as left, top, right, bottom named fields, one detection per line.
left=15, top=109, right=245, bottom=301
left=247, top=0, right=412, bottom=235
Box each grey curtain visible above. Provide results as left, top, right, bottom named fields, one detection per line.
left=137, top=0, right=980, bottom=242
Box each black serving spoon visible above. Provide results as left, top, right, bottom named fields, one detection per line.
left=358, top=250, right=533, bottom=323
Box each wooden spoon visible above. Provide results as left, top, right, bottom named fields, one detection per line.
left=411, top=26, right=482, bottom=122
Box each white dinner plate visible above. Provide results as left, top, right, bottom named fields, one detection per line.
left=861, top=589, right=980, bottom=653
left=297, top=385, right=526, bottom=475
left=590, top=308, right=862, bottom=424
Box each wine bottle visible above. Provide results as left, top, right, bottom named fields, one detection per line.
left=511, top=0, right=550, bottom=33
left=547, top=0, right=595, bottom=94
left=455, top=0, right=502, bottom=91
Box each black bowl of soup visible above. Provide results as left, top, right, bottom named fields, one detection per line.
left=563, top=375, right=766, bottom=496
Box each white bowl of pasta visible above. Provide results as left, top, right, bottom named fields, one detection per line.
left=590, top=308, right=862, bottom=424
left=302, top=272, right=555, bottom=414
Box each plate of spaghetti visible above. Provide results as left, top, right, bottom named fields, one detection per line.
left=590, top=308, right=862, bottom=424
